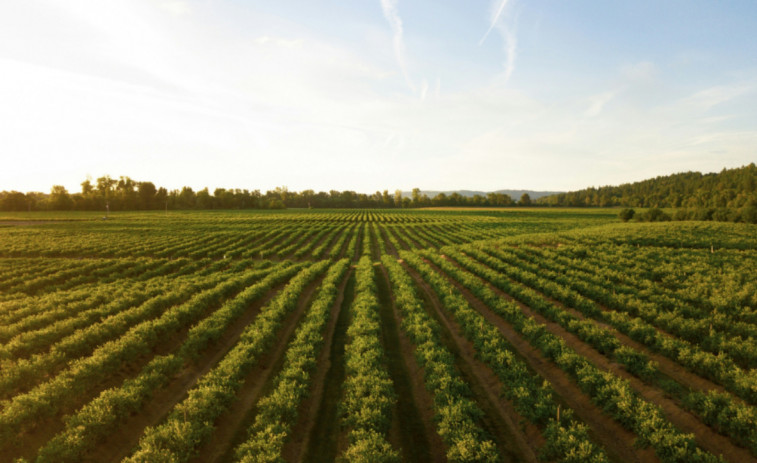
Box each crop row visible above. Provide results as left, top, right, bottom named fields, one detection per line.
left=472, top=244, right=757, bottom=407
left=0, top=262, right=283, bottom=445
left=381, top=255, right=499, bottom=462
left=122, top=260, right=330, bottom=462
left=437, top=246, right=757, bottom=456
left=31, top=260, right=306, bottom=463
left=339, top=256, right=398, bottom=461
left=232, top=258, right=349, bottom=461
left=399, top=251, right=610, bottom=462
left=505, top=244, right=757, bottom=365
left=0, top=260, right=245, bottom=400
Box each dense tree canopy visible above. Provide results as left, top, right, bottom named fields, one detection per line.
left=0, top=176, right=520, bottom=211
left=2, top=165, right=756, bottom=223
left=538, top=164, right=757, bottom=209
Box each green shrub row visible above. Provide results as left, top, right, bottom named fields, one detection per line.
left=232, top=259, right=349, bottom=462
left=498, top=245, right=757, bottom=369
left=122, top=260, right=329, bottom=462
left=457, top=245, right=757, bottom=455
left=292, top=226, right=331, bottom=259
left=381, top=255, right=499, bottom=462
left=32, top=261, right=303, bottom=463
left=400, top=251, right=609, bottom=463
left=329, top=223, right=356, bottom=260
left=0, top=264, right=273, bottom=444
left=428, top=248, right=722, bottom=463
left=0, top=264, right=249, bottom=400
left=339, top=256, right=398, bottom=462
left=475, top=244, right=757, bottom=405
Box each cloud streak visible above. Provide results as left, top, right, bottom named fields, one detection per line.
left=478, top=0, right=508, bottom=46
left=480, top=0, right=517, bottom=83
left=380, top=0, right=415, bottom=92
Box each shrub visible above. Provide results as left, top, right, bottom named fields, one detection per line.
left=619, top=208, right=635, bottom=222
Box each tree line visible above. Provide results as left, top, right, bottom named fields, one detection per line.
left=539, top=164, right=757, bottom=224
left=538, top=164, right=756, bottom=209
left=0, top=177, right=533, bottom=211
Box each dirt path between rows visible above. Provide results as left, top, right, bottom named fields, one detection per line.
left=420, top=258, right=658, bottom=463
left=299, top=271, right=355, bottom=462
left=375, top=264, right=443, bottom=462
left=472, top=250, right=735, bottom=397
left=188, top=276, right=326, bottom=463
left=7, top=275, right=266, bottom=462
left=449, top=255, right=757, bottom=462
left=82, top=281, right=291, bottom=463
left=402, top=263, right=540, bottom=463
left=281, top=267, right=352, bottom=462
left=386, top=225, right=411, bottom=251
left=378, top=225, right=399, bottom=257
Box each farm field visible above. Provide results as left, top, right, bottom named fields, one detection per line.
left=1, top=209, right=756, bottom=463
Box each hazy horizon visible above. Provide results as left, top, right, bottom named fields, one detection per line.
left=2, top=1, right=756, bottom=194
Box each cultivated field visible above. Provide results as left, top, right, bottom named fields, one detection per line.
left=1, top=209, right=756, bottom=463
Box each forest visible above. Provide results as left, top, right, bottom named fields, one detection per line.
left=537, top=164, right=756, bottom=209
left=1, top=165, right=756, bottom=225
left=0, top=179, right=524, bottom=212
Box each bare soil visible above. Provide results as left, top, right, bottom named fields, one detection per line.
left=402, top=262, right=541, bottom=463
left=420, top=258, right=658, bottom=463
left=82, top=282, right=291, bottom=463
left=300, top=271, right=355, bottom=462
left=282, top=267, right=353, bottom=462
left=454, top=256, right=756, bottom=462
left=188, top=276, right=325, bottom=463
left=375, top=264, right=442, bottom=462
left=6, top=277, right=271, bottom=463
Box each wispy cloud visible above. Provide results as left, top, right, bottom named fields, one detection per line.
left=254, top=36, right=303, bottom=48
left=479, top=0, right=518, bottom=83
left=584, top=91, right=617, bottom=117
left=478, top=0, right=509, bottom=46
left=419, top=78, right=429, bottom=100
left=380, top=0, right=415, bottom=92
left=682, top=84, right=752, bottom=110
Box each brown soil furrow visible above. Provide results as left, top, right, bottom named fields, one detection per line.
left=458, top=260, right=755, bottom=462
left=386, top=225, right=411, bottom=251
left=378, top=225, right=399, bottom=257
left=312, top=226, right=346, bottom=260
left=463, top=252, right=733, bottom=397
left=82, top=283, right=289, bottom=463
left=484, top=249, right=738, bottom=394
left=419, top=258, right=658, bottom=463
left=10, top=279, right=260, bottom=463
left=188, top=276, right=326, bottom=463
left=281, top=268, right=352, bottom=462
left=402, top=263, right=541, bottom=463
left=300, top=270, right=355, bottom=462
left=376, top=264, right=442, bottom=462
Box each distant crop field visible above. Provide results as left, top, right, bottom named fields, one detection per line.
left=1, top=209, right=756, bottom=463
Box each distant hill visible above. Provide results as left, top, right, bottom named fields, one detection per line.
left=537, top=163, right=757, bottom=209
left=402, top=189, right=562, bottom=200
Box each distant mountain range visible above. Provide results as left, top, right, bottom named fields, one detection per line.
left=401, top=189, right=563, bottom=200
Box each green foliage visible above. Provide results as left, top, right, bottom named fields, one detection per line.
left=619, top=208, right=635, bottom=222
left=123, top=261, right=330, bottom=463
left=382, top=255, right=499, bottom=462
left=339, top=256, right=398, bottom=461
left=233, top=259, right=349, bottom=462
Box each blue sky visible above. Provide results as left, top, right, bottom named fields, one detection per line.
left=1, top=0, right=755, bottom=194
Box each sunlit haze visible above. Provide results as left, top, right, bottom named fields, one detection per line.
left=2, top=0, right=756, bottom=194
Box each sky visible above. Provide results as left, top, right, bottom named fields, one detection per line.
left=1, top=0, right=756, bottom=194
